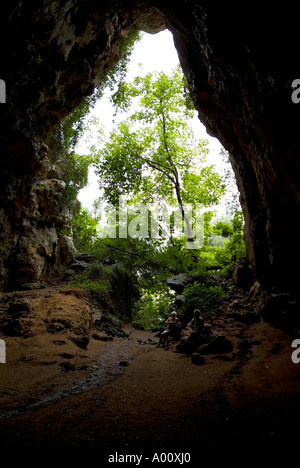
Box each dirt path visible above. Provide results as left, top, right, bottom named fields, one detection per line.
left=0, top=287, right=299, bottom=459
left=0, top=326, right=157, bottom=420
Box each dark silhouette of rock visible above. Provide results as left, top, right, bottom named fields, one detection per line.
left=233, top=257, right=254, bottom=291
left=176, top=326, right=213, bottom=354
left=197, top=334, right=233, bottom=355
left=191, top=353, right=205, bottom=365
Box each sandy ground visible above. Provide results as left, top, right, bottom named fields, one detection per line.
left=0, top=285, right=299, bottom=460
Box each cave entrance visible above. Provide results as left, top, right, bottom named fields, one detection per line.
left=63, top=29, right=246, bottom=332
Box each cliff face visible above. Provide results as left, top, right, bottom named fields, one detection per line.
left=0, top=1, right=299, bottom=311
left=0, top=1, right=165, bottom=289
left=156, top=1, right=300, bottom=297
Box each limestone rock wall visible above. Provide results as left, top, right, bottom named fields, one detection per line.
left=0, top=1, right=165, bottom=289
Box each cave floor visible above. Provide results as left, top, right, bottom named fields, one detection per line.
left=0, top=286, right=299, bottom=459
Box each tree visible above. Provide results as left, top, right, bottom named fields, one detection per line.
left=61, top=152, right=93, bottom=208
left=60, top=29, right=141, bottom=152
left=92, top=66, right=226, bottom=246
left=214, top=210, right=246, bottom=270
left=71, top=208, right=99, bottom=252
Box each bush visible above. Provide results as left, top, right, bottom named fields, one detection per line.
left=214, top=211, right=246, bottom=269
left=69, top=277, right=111, bottom=294
left=86, top=260, right=106, bottom=281
left=132, top=291, right=172, bottom=330
left=181, top=279, right=226, bottom=323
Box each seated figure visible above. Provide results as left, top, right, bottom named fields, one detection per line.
left=158, top=311, right=181, bottom=347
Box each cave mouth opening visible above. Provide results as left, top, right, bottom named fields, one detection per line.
left=75, top=29, right=235, bottom=212
left=61, top=28, right=247, bottom=332
left=72, top=29, right=242, bottom=217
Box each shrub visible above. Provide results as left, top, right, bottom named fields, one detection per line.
left=181, top=279, right=226, bottom=323
left=132, top=291, right=172, bottom=330
left=86, top=260, right=106, bottom=281
left=69, top=278, right=111, bottom=294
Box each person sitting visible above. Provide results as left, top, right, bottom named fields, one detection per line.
left=158, top=311, right=181, bottom=347
left=186, top=309, right=204, bottom=349
left=188, top=309, right=204, bottom=333
left=176, top=309, right=207, bottom=353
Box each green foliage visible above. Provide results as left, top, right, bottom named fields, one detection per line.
left=85, top=259, right=106, bottom=281
left=110, top=262, right=132, bottom=289
left=212, top=221, right=234, bottom=238
left=69, top=259, right=111, bottom=294
left=70, top=277, right=111, bottom=294
left=214, top=210, right=246, bottom=270
left=61, top=153, right=93, bottom=207
left=132, top=290, right=172, bottom=330
left=71, top=208, right=99, bottom=252
left=92, top=66, right=226, bottom=237
left=61, top=99, right=95, bottom=153
left=181, top=279, right=226, bottom=318
left=69, top=258, right=138, bottom=303
left=65, top=51, right=246, bottom=325
left=61, top=29, right=141, bottom=152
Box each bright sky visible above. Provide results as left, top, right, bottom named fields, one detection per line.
left=77, top=30, right=224, bottom=211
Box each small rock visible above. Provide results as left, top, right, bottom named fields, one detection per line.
left=20, top=281, right=45, bottom=290
left=119, top=361, right=129, bottom=367
left=92, top=332, right=111, bottom=341
left=59, top=353, right=74, bottom=359
left=191, top=353, right=205, bottom=365
left=60, top=362, right=76, bottom=372
left=1, top=318, right=34, bottom=337
left=72, top=336, right=89, bottom=349
left=8, top=299, right=31, bottom=314
left=175, top=294, right=185, bottom=305
left=53, top=340, right=66, bottom=345
left=75, top=252, right=97, bottom=263
left=69, top=260, right=89, bottom=272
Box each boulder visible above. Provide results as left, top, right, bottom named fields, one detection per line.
left=176, top=326, right=213, bottom=354
left=197, top=334, right=233, bottom=355
left=262, top=292, right=300, bottom=328
left=167, top=274, right=190, bottom=293
left=175, top=295, right=185, bottom=306
left=233, top=257, right=254, bottom=291
left=191, top=353, right=205, bottom=366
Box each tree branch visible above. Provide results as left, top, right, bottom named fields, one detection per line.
left=131, top=151, right=176, bottom=185
left=98, top=239, right=176, bottom=273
